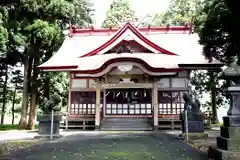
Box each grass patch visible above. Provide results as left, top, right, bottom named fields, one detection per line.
left=0, top=124, right=38, bottom=131
left=211, top=123, right=223, bottom=128
left=0, top=124, right=19, bottom=130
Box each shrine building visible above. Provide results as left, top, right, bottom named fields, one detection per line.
left=38, top=23, right=222, bottom=131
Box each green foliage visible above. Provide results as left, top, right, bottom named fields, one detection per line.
left=11, top=69, right=23, bottom=90
left=0, top=124, right=19, bottom=130
left=0, top=0, right=92, bottom=126
left=0, top=124, right=38, bottom=130
left=190, top=70, right=226, bottom=107
left=199, top=0, right=240, bottom=65
left=0, top=7, right=9, bottom=54
left=148, top=0, right=202, bottom=27
left=102, top=0, right=136, bottom=28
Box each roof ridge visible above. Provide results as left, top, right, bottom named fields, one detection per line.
left=71, top=24, right=191, bottom=35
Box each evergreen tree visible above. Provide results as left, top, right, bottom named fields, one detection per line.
left=0, top=0, right=93, bottom=129
left=102, top=0, right=136, bottom=28
left=10, top=69, right=23, bottom=124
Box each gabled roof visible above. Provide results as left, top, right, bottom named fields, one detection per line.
left=79, top=22, right=178, bottom=57
left=38, top=23, right=222, bottom=71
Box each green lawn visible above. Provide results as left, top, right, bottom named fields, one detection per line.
left=0, top=124, right=19, bottom=130
left=0, top=124, right=38, bottom=131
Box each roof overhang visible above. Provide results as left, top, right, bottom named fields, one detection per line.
left=38, top=53, right=223, bottom=76
left=38, top=23, right=224, bottom=74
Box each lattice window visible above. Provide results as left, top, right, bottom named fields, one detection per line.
left=70, top=91, right=103, bottom=115
left=158, top=91, right=187, bottom=116
left=105, top=103, right=152, bottom=115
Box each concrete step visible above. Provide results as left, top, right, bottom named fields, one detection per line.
left=101, top=127, right=153, bottom=131
left=101, top=117, right=152, bottom=131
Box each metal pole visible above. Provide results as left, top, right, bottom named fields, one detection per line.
left=103, top=90, right=106, bottom=117
left=50, top=110, right=54, bottom=141
left=185, top=110, right=188, bottom=141
left=66, top=112, right=68, bottom=130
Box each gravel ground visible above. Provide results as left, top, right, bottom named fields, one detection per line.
left=1, top=133, right=207, bottom=160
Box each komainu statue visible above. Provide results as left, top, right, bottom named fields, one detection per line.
left=182, top=92, right=201, bottom=113
left=181, top=92, right=204, bottom=133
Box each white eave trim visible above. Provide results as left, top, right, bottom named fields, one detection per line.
left=74, top=62, right=177, bottom=77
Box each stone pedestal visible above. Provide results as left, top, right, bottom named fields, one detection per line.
left=37, top=114, right=62, bottom=138
left=208, top=86, right=240, bottom=160
left=180, top=112, right=205, bottom=133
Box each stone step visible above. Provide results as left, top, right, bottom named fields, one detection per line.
left=102, top=118, right=151, bottom=121
left=102, top=121, right=151, bottom=124
left=101, top=117, right=152, bottom=131
left=101, top=127, right=153, bottom=131
left=101, top=125, right=152, bottom=128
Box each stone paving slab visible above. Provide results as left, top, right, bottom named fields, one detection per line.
left=1, top=133, right=207, bottom=160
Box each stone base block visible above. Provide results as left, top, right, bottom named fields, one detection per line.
left=38, top=122, right=60, bottom=135
left=221, top=126, right=240, bottom=139
left=182, top=120, right=204, bottom=133
left=217, top=137, right=240, bottom=151
left=208, top=145, right=240, bottom=160
left=223, top=116, right=240, bottom=127
left=179, top=132, right=208, bottom=140
left=34, top=134, right=62, bottom=140
left=95, top=125, right=100, bottom=131
left=180, top=112, right=204, bottom=121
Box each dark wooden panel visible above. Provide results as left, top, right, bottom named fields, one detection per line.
left=158, top=91, right=187, bottom=118
left=70, top=91, right=103, bottom=115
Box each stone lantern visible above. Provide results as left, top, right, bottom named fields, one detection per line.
left=209, top=62, right=240, bottom=160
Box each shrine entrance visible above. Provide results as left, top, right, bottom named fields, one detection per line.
left=104, top=88, right=152, bottom=116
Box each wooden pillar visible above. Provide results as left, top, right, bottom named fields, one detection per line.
left=95, top=80, right=101, bottom=130
left=153, top=82, right=158, bottom=130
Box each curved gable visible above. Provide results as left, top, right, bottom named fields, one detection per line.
left=80, top=23, right=177, bottom=57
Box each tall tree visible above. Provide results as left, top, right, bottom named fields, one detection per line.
left=199, top=1, right=240, bottom=116
left=149, top=0, right=202, bottom=26
left=0, top=2, right=23, bottom=124
left=10, top=69, right=23, bottom=124
left=102, top=0, right=136, bottom=28
left=0, top=64, right=9, bottom=124
left=199, top=0, right=239, bottom=64
left=148, top=0, right=221, bottom=123
left=11, top=0, right=93, bottom=129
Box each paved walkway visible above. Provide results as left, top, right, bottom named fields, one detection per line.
left=1, top=132, right=207, bottom=160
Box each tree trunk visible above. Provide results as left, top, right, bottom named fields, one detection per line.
left=27, top=64, right=38, bottom=130
left=28, top=42, right=40, bottom=130
left=11, top=86, right=16, bottom=125
left=19, top=55, right=33, bottom=129
left=209, top=71, right=219, bottom=124
left=0, top=66, right=8, bottom=124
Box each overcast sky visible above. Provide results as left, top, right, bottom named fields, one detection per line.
left=92, top=0, right=171, bottom=27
